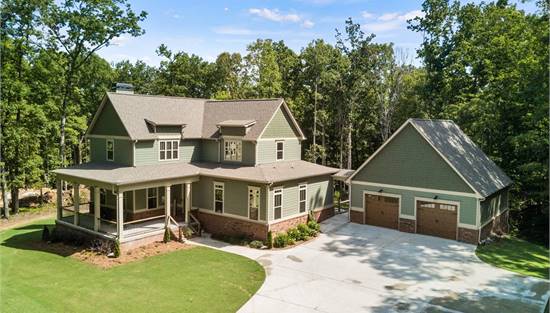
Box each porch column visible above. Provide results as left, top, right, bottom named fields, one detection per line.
left=93, top=187, right=100, bottom=231
left=185, top=183, right=191, bottom=223
left=165, top=185, right=171, bottom=228
left=116, top=192, right=124, bottom=241
left=73, top=183, right=80, bottom=226
left=56, top=178, right=62, bottom=220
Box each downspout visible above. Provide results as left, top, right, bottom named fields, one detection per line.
left=132, top=140, right=137, bottom=167
left=266, top=181, right=274, bottom=233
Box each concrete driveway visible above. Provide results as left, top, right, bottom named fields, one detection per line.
left=192, top=214, right=549, bottom=313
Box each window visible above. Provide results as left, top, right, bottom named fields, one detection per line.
left=147, top=188, right=157, bottom=209
left=273, top=189, right=282, bottom=220
left=106, top=139, right=114, bottom=161
left=214, top=182, right=224, bottom=213
left=159, top=140, right=179, bottom=161
left=276, top=141, right=284, bottom=160
left=224, top=140, right=242, bottom=161
left=248, top=187, right=261, bottom=220
left=439, top=204, right=457, bottom=211
left=419, top=201, right=436, bottom=209
left=299, top=184, right=307, bottom=213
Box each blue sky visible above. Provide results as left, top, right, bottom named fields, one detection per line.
left=98, top=0, right=537, bottom=66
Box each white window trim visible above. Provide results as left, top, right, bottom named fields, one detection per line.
left=213, top=182, right=224, bottom=214
left=223, top=139, right=242, bottom=162
left=248, top=186, right=261, bottom=221
left=299, top=184, right=307, bottom=213
left=273, top=188, right=283, bottom=220
left=159, top=140, right=180, bottom=161
left=106, top=138, right=114, bottom=161
left=276, top=140, right=284, bottom=161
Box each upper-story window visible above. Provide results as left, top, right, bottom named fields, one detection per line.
left=276, top=141, right=284, bottom=161
left=106, top=139, right=114, bottom=161
left=224, top=140, right=242, bottom=161
left=159, top=140, right=179, bottom=161
left=299, top=184, right=307, bottom=213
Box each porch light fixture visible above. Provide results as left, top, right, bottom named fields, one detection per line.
left=378, top=189, right=383, bottom=193
left=433, top=195, right=438, bottom=200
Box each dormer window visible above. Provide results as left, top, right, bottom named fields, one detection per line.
left=276, top=141, right=284, bottom=161
left=159, top=140, right=179, bottom=161
left=106, top=139, right=114, bottom=161
left=224, top=140, right=242, bottom=161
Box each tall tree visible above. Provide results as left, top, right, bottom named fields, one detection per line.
left=244, top=39, right=283, bottom=98
left=41, top=0, right=146, bottom=167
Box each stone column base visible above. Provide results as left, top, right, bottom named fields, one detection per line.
left=457, top=227, right=479, bottom=244
left=398, top=218, right=416, bottom=233
left=350, top=210, right=364, bottom=224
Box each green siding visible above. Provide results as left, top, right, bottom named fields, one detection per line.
left=353, top=124, right=474, bottom=194
left=256, top=139, right=301, bottom=164
left=480, top=187, right=509, bottom=224
left=268, top=176, right=333, bottom=222
left=192, top=177, right=268, bottom=220
left=134, top=189, right=146, bottom=210
left=220, top=127, right=246, bottom=136
left=89, top=137, right=132, bottom=166
left=134, top=139, right=200, bottom=166
left=350, top=183, right=478, bottom=226
left=89, top=100, right=128, bottom=136
left=200, top=140, right=219, bottom=162
left=261, top=107, right=301, bottom=139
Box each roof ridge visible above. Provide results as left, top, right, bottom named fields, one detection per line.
left=107, top=91, right=208, bottom=101
left=409, top=118, right=455, bottom=123
left=205, top=98, right=283, bottom=103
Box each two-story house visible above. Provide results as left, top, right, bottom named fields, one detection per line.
left=53, top=88, right=340, bottom=247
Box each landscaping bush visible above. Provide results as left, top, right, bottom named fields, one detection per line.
left=273, top=232, right=289, bottom=248
left=297, top=223, right=313, bottom=237
left=41, top=225, right=50, bottom=242
left=287, top=227, right=301, bottom=241
left=266, top=231, right=273, bottom=249
left=307, top=220, right=320, bottom=232
left=249, top=240, right=264, bottom=249
left=163, top=227, right=171, bottom=243
left=113, top=240, right=121, bottom=258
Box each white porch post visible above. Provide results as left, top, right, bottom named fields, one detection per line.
left=116, top=192, right=124, bottom=241
left=93, top=187, right=100, bottom=231
left=165, top=185, right=171, bottom=228
left=56, top=178, right=62, bottom=220
left=185, top=183, right=191, bottom=223
left=73, top=183, right=80, bottom=225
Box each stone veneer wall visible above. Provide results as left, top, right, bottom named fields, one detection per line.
left=457, top=228, right=479, bottom=244
left=350, top=210, right=364, bottom=224
left=398, top=218, right=415, bottom=233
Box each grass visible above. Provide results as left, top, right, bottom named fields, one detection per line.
left=476, top=236, right=549, bottom=279
left=0, top=219, right=265, bottom=313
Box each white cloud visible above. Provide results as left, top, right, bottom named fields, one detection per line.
left=111, top=35, right=129, bottom=47
left=301, top=19, right=315, bottom=28
left=363, top=21, right=401, bottom=32
left=363, top=10, right=425, bottom=34
left=378, top=10, right=424, bottom=22
left=249, top=8, right=301, bottom=23
left=224, top=7, right=229, bottom=12
left=361, top=11, right=374, bottom=19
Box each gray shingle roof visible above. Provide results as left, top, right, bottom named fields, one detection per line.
left=53, top=160, right=339, bottom=186
left=102, top=93, right=288, bottom=141
left=409, top=119, right=512, bottom=198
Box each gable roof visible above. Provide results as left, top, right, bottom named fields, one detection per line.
left=87, top=93, right=306, bottom=141
left=348, top=118, right=512, bottom=198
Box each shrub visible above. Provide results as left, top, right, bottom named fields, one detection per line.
left=287, top=237, right=296, bottom=246
left=42, top=226, right=50, bottom=242
left=287, top=227, right=301, bottom=241
left=273, top=232, right=289, bottom=248
left=307, top=220, right=320, bottom=232
left=308, top=210, right=316, bottom=222
left=297, top=223, right=313, bottom=237
left=249, top=240, right=264, bottom=249
left=113, top=240, right=121, bottom=258
left=266, top=231, right=273, bottom=249
left=163, top=227, right=171, bottom=243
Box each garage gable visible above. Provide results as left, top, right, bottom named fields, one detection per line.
left=352, top=124, right=475, bottom=194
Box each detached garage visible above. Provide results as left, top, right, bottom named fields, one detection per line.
left=348, top=118, right=512, bottom=244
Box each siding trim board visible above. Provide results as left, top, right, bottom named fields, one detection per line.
left=351, top=181, right=479, bottom=199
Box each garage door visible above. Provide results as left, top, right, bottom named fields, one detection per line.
left=417, top=200, right=457, bottom=240
left=364, top=194, right=399, bottom=229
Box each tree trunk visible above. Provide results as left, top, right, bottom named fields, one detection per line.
left=347, top=120, right=353, bottom=170
left=312, top=82, right=317, bottom=163
left=11, top=188, right=19, bottom=214
left=321, top=124, right=326, bottom=165
left=1, top=180, right=8, bottom=219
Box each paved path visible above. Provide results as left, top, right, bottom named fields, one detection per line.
left=191, top=214, right=549, bottom=313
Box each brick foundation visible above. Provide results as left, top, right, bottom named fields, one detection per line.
left=457, top=227, right=479, bottom=244
left=313, top=206, right=335, bottom=222
left=349, top=210, right=364, bottom=224
left=480, top=210, right=510, bottom=241
left=269, top=214, right=308, bottom=235
left=194, top=210, right=268, bottom=241
left=398, top=218, right=416, bottom=233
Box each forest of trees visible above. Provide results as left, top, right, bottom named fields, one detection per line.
left=1, top=0, right=548, bottom=244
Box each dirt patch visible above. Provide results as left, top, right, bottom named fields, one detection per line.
left=73, top=241, right=194, bottom=268
left=0, top=209, right=56, bottom=231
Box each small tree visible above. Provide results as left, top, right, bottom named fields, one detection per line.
left=163, top=227, right=171, bottom=243
left=113, top=239, right=121, bottom=258
left=266, top=231, right=273, bottom=249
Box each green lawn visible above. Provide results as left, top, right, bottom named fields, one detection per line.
left=476, top=236, right=549, bottom=279
left=0, top=219, right=265, bottom=313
